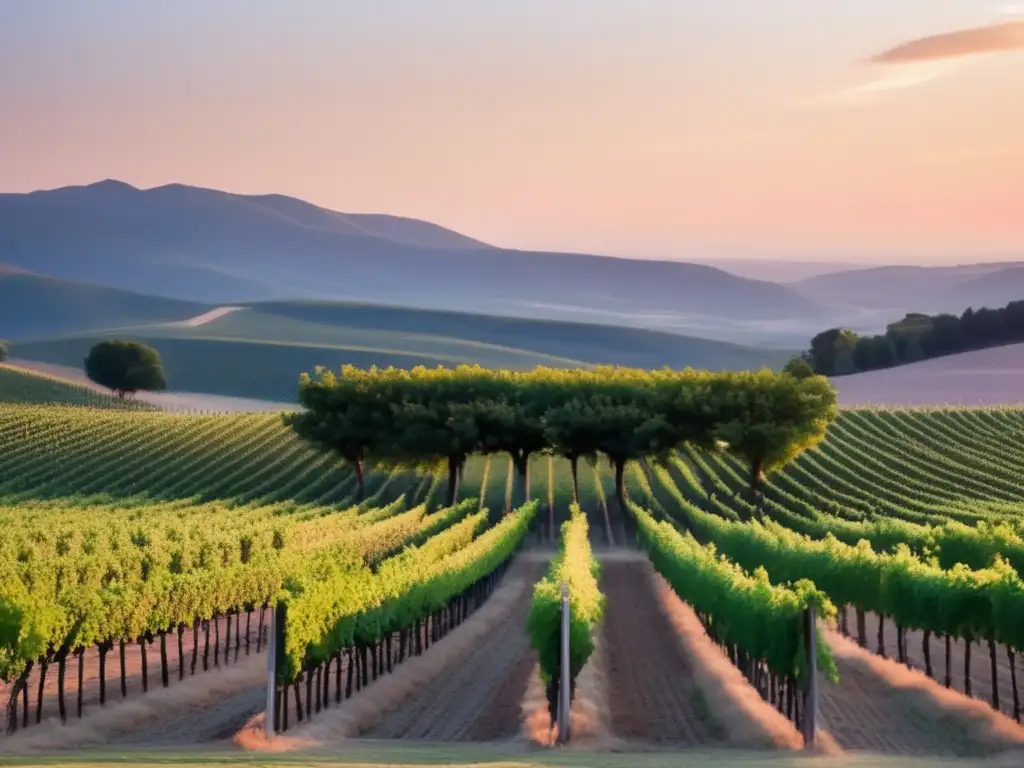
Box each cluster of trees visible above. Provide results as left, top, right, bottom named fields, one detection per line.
left=84, top=340, right=166, bottom=399
left=0, top=339, right=8, bottom=362
left=285, top=364, right=837, bottom=509
left=802, top=300, right=1024, bottom=377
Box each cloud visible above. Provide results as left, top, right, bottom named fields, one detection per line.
left=820, top=14, right=1024, bottom=103
left=869, top=20, right=1024, bottom=65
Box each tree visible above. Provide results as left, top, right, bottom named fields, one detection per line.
left=712, top=371, right=838, bottom=514
left=285, top=365, right=395, bottom=501
left=783, top=356, right=814, bottom=380
left=807, top=328, right=860, bottom=376
left=0, top=340, right=8, bottom=363
left=84, top=340, right=166, bottom=399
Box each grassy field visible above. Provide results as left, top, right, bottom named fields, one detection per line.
left=8, top=300, right=792, bottom=401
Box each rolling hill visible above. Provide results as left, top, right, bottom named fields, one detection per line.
left=0, top=181, right=826, bottom=330
left=9, top=300, right=792, bottom=402
left=0, top=267, right=205, bottom=340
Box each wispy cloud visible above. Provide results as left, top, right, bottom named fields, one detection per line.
left=823, top=14, right=1024, bottom=103
left=869, top=20, right=1024, bottom=65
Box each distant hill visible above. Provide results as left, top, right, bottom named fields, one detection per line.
left=10, top=300, right=791, bottom=401
left=0, top=180, right=825, bottom=327
left=792, top=262, right=1024, bottom=316
left=0, top=268, right=204, bottom=340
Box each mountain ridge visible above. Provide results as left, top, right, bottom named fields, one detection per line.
left=0, top=180, right=826, bottom=330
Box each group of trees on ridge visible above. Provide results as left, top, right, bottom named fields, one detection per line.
left=800, top=299, right=1024, bottom=377
left=285, top=364, right=837, bottom=510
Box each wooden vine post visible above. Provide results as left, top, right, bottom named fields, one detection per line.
left=802, top=600, right=819, bottom=748
left=265, top=604, right=278, bottom=739
left=557, top=582, right=572, bottom=744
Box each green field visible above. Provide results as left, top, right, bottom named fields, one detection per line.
left=9, top=301, right=792, bottom=401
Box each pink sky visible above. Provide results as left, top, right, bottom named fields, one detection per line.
left=1, top=1, right=1022, bottom=262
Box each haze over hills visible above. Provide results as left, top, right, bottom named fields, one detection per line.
left=793, top=262, right=1024, bottom=325
left=0, top=267, right=204, bottom=340
left=0, top=181, right=826, bottom=340
left=7, top=298, right=790, bottom=401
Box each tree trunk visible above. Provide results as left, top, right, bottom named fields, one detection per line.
left=57, top=649, right=68, bottom=722
left=354, top=457, right=365, bottom=502
left=965, top=639, right=973, bottom=697
left=923, top=631, right=932, bottom=678
left=98, top=644, right=109, bottom=705
left=36, top=656, right=49, bottom=724
left=178, top=625, right=185, bottom=680
left=989, top=639, right=999, bottom=710
left=1008, top=648, right=1020, bottom=722
left=945, top=635, right=952, bottom=688
left=159, top=632, right=169, bottom=687
left=19, top=661, right=32, bottom=729
left=140, top=638, right=149, bottom=692
left=445, top=455, right=461, bottom=507
left=119, top=640, right=127, bottom=698
left=856, top=609, right=867, bottom=647
left=513, top=454, right=530, bottom=511
left=750, top=459, right=764, bottom=513
left=76, top=647, right=84, bottom=718
left=613, top=458, right=626, bottom=509
left=570, top=455, right=580, bottom=503
left=877, top=615, right=886, bottom=658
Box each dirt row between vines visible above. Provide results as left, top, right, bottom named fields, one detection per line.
left=855, top=610, right=1024, bottom=722
left=819, top=627, right=1024, bottom=758
left=0, top=611, right=267, bottom=741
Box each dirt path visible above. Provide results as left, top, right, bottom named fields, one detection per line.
left=367, top=559, right=545, bottom=741
left=163, top=306, right=244, bottom=328
left=599, top=554, right=724, bottom=746
left=819, top=629, right=1024, bottom=757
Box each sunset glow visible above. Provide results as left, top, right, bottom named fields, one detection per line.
left=2, top=0, right=1022, bottom=262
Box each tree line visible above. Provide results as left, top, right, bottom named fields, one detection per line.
left=800, top=300, right=1024, bottom=377
left=285, top=364, right=838, bottom=509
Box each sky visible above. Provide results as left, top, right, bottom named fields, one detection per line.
left=1, top=1, right=1022, bottom=264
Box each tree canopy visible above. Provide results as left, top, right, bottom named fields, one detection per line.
left=802, top=300, right=1024, bottom=377
left=84, top=340, right=167, bottom=399
left=286, top=364, right=838, bottom=507
left=0, top=340, right=8, bottom=363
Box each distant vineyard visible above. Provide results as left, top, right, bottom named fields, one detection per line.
left=0, top=364, right=153, bottom=410
left=4, top=399, right=1024, bottom=747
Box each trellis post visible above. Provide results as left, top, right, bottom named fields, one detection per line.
left=557, top=582, right=571, bottom=744
left=265, top=604, right=277, bottom=739
left=802, top=600, right=819, bottom=747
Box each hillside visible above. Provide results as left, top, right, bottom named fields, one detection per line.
left=831, top=343, right=1024, bottom=407
left=0, top=268, right=205, bottom=340
left=11, top=302, right=790, bottom=402
left=0, top=363, right=155, bottom=408
left=0, top=181, right=825, bottom=329
left=793, top=262, right=1024, bottom=316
